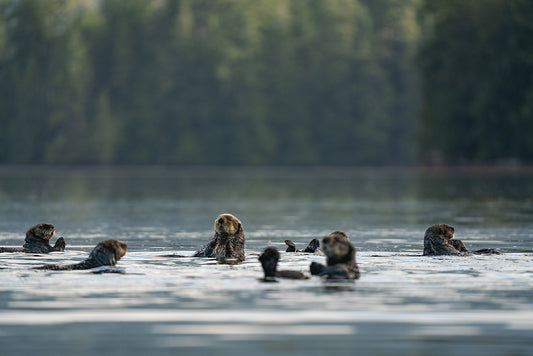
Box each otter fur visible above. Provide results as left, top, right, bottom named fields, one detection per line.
left=423, top=224, right=501, bottom=256
left=0, top=223, right=65, bottom=253
left=259, top=247, right=308, bottom=281
left=35, top=240, right=127, bottom=270
left=284, top=238, right=320, bottom=253
left=310, top=231, right=360, bottom=280
left=193, top=214, right=245, bottom=260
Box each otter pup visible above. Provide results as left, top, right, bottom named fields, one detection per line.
left=310, top=231, right=360, bottom=280
left=258, top=247, right=308, bottom=281
left=35, top=240, right=127, bottom=270
left=193, top=214, right=245, bottom=260
left=0, top=223, right=65, bottom=253
left=423, top=224, right=501, bottom=256
left=284, top=238, right=320, bottom=253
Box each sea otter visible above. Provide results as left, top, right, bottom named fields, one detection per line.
left=35, top=240, right=127, bottom=270
left=284, top=238, right=320, bottom=253
left=0, top=223, right=65, bottom=253
left=258, top=247, right=308, bottom=281
left=310, top=231, right=360, bottom=280
left=423, top=224, right=501, bottom=256
left=193, top=213, right=245, bottom=260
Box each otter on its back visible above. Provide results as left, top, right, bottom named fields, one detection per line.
left=193, top=214, right=245, bottom=260
left=284, top=238, right=320, bottom=253
left=423, top=224, right=464, bottom=256
left=35, top=240, right=127, bottom=271
left=0, top=223, right=65, bottom=253
left=423, top=224, right=501, bottom=256
left=310, top=231, right=360, bottom=280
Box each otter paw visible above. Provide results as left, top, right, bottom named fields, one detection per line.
left=285, top=240, right=296, bottom=252
left=302, top=238, right=320, bottom=253
left=54, top=237, right=66, bottom=251
left=310, top=261, right=325, bottom=275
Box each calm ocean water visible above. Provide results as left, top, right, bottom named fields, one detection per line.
left=0, top=166, right=532, bottom=355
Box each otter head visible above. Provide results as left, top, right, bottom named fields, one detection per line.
left=258, top=246, right=280, bottom=278
left=104, top=240, right=128, bottom=262
left=321, top=231, right=355, bottom=265
left=214, top=214, right=243, bottom=237
left=425, top=224, right=455, bottom=240
left=90, top=240, right=128, bottom=266
left=26, top=223, right=55, bottom=242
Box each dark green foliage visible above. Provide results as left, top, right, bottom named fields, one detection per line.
left=0, top=0, right=420, bottom=165
left=417, top=0, right=533, bottom=164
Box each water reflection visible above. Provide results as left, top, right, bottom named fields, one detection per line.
left=216, top=257, right=245, bottom=265
left=321, top=280, right=356, bottom=292
left=1, top=166, right=532, bottom=252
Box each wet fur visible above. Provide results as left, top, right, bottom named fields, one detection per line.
left=310, top=231, right=360, bottom=280
left=193, top=214, right=245, bottom=260
left=0, top=223, right=65, bottom=253
left=259, top=247, right=308, bottom=280
left=35, top=240, right=127, bottom=270
left=423, top=224, right=501, bottom=256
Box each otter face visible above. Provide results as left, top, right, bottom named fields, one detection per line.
left=321, top=231, right=352, bottom=258
left=214, top=214, right=242, bottom=237
left=108, top=240, right=128, bottom=261
left=425, top=224, right=455, bottom=240
left=29, top=223, right=55, bottom=241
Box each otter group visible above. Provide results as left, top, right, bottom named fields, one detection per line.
left=0, top=215, right=500, bottom=277
left=0, top=223, right=128, bottom=270
left=191, top=214, right=499, bottom=282
left=259, top=230, right=360, bottom=281
left=0, top=223, right=65, bottom=253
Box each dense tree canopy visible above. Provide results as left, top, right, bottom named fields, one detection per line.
left=1, top=0, right=532, bottom=165
left=0, top=0, right=420, bottom=165
left=417, top=0, right=533, bottom=164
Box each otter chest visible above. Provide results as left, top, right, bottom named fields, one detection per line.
left=212, top=242, right=230, bottom=258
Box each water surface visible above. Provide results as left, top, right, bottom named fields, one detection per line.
left=0, top=166, right=532, bottom=355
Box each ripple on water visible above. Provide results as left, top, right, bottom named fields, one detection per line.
left=1, top=253, right=533, bottom=355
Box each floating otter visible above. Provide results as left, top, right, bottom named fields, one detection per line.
left=423, top=224, right=501, bottom=256
left=0, top=223, right=65, bottom=253
left=258, top=247, right=308, bottom=281
left=310, top=231, right=360, bottom=280
left=193, top=214, right=245, bottom=260
left=35, top=240, right=127, bottom=270
left=284, top=238, right=320, bottom=253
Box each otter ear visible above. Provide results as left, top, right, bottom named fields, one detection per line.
left=236, top=222, right=243, bottom=234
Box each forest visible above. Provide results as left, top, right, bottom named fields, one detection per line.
left=0, top=0, right=532, bottom=165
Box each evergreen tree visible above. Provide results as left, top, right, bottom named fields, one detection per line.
left=0, top=0, right=426, bottom=165
left=417, top=0, right=533, bottom=163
